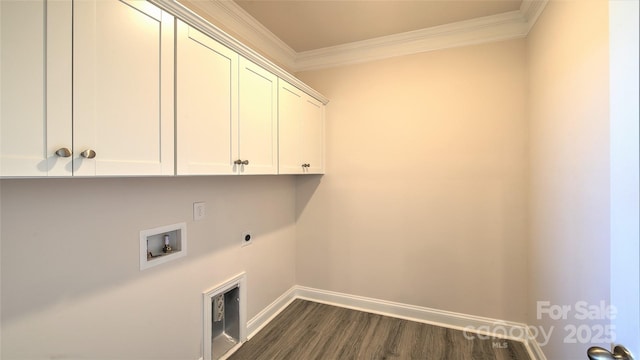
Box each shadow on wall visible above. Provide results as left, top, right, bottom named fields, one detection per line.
left=295, top=174, right=323, bottom=221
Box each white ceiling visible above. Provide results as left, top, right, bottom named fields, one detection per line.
left=234, top=0, right=523, bottom=52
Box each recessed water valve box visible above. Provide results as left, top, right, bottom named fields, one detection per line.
left=140, top=222, right=187, bottom=270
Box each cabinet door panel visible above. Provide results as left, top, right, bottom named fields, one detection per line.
left=278, top=80, right=325, bottom=175
left=176, top=21, right=237, bottom=175
left=300, top=97, right=325, bottom=174
left=238, top=58, right=278, bottom=175
left=73, top=0, right=174, bottom=176
left=277, top=81, right=303, bottom=174
left=1, top=0, right=72, bottom=177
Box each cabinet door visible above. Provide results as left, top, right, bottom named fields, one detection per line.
left=278, top=80, right=325, bottom=174
left=277, top=81, right=304, bottom=174
left=73, top=0, right=174, bottom=176
left=238, top=57, right=278, bottom=175
left=300, top=96, right=325, bottom=174
left=176, top=20, right=238, bottom=175
left=1, top=0, right=72, bottom=177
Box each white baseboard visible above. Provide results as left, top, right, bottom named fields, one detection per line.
left=244, top=285, right=546, bottom=360
left=217, top=343, right=243, bottom=360
left=295, top=286, right=524, bottom=338
left=525, top=327, right=548, bottom=360
left=246, top=286, right=298, bottom=339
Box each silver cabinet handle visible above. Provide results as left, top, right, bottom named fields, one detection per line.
left=588, top=347, right=616, bottom=360
left=80, top=149, right=96, bottom=159
left=302, top=163, right=310, bottom=168
left=234, top=159, right=249, bottom=165
left=55, top=148, right=72, bottom=158
left=588, top=345, right=634, bottom=360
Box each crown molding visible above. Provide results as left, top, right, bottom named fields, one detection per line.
left=295, top=0, right=548, bottom=71
left=520, top=0, right=549, bottom=33
left=189, top=0, right=297, bottom=71
left=149, top=0, right=328, bottom=103
left=294, top=10, right=528, bottom=71
left=168, top=0, right=548, bottom=72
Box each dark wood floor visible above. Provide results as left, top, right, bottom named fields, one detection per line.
left=228, top=299, right=531, bottom=360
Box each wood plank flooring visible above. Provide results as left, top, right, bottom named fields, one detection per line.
left=228, top=299, right=531, bottom=360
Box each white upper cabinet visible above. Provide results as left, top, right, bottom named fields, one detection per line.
left=176, top=20, right=238, bottom=175
left=73, top=0, right=175, bottom=176
left=1, top=0, right=174, bottom=177
left=1, top=0, right=72, bottom=177
left=237, top=57, right=278, bottom=175
left=2, top=1, right=325, bottom=178
left=278, top=80, right=325, bottom=174
left=176, top=21, right=278, bottom=175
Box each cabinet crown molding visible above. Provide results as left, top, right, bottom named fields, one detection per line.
left=149, top=0, right=328, bottom=104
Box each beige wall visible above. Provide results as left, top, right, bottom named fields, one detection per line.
left=296, top=39, right=529, bottom=322
left=0, top=176, right=297, bottom=359
left=527, top=0, right=610, bottom=358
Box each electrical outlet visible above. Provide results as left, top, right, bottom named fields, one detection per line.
left=241, top=231, right=253, bottom=247
left=193, top=202, right=206, bottom=221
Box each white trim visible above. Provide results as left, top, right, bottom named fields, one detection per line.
left=520, top=0, right=549, bottom=34
left=151, top=0, right=549, bottom=88
left=148, top=0, right=329, bottom=104
left=149, top=0, right=329, bottom=105
left=294, top=286, right=528, bottom=341
left=246, top=286, right=298, bottom=339
left=609, top=0, right=640, bottom=355
left=171, top=0, right=548, bottom=72
left=185, top=0, right=297, bottom=71
left=294, top=10, right=528, bottom=71
left=244, top=286, right=546, bottom=360
left=526, top=327, right=549, bottom=360
left=217, top=343, right=243, bottom=360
